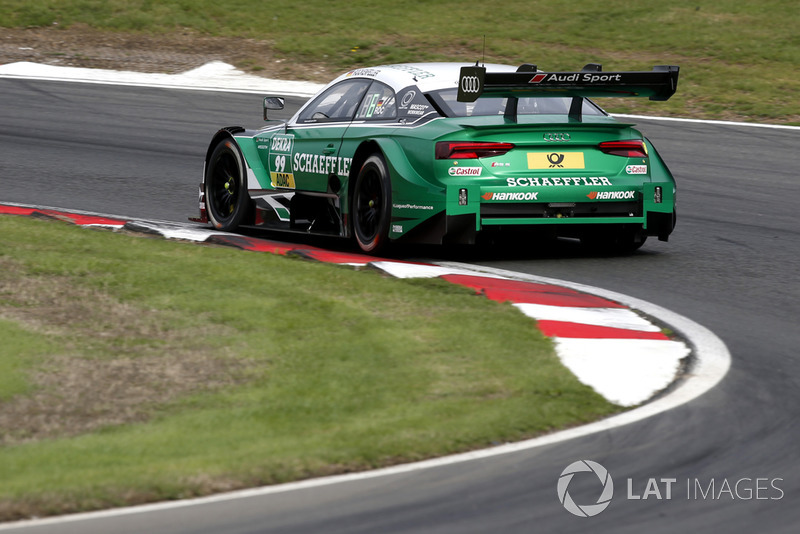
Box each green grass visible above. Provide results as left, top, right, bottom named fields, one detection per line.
left=0, top=215, right=618, bottom=519
left=1, top=0, right=798, bottom=123
left=0, top=321, right=54, bottom=400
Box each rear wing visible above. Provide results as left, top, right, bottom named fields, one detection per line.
left=457, top=63, right=680, bottom=104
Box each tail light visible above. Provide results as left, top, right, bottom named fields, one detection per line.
left=598, top=140, right=648, bottom=158
left=435, top=141, right=515, bottom=159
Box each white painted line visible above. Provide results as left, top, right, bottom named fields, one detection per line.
left=613, top=113, right=800, bottom=131
left=0, top=61, right=323, bottom=97
left=553, top=338, right=690, bottom=407
left=77, top=223, right=125, bottom=229
left=369, top=260, right=508, bottom=280
left=514, top=302, right=662, bottom=332
left=124, top=220, right=226, bottom=242
left=0, top=201, right=181, bottom=228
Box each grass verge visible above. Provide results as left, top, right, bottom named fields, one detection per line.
left=1, top=0, right=799, bottom=124
left=0, top=215, right=620, bottom=520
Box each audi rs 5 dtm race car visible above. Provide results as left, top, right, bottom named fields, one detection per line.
left=195, top=61, right=680, bottom=253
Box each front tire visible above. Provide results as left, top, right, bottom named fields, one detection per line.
left=204, top=138, right=251, bottom=230
left=353, top=153, right=392, bottom=254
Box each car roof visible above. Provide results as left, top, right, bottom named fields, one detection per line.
left=327, top=62, right=519, bottom=94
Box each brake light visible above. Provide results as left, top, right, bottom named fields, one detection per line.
left=435, top=141, right=515, bottom=159
left=598, top=140, right=648, bottom=158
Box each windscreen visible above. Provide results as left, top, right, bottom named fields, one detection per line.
left=429, top=88, right=606, bottom=118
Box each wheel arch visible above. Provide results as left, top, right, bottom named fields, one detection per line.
left=204, top=127, right=246, bottom=168
left=347, top=140, right=384, bottom=200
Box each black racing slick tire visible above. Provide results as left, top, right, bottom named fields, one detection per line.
left=353, top=153, right=392, bottom=254
left=204, top=138, right=252, bottom=231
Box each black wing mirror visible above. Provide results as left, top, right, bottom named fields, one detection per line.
left=263, top=97, right=285, bottom=121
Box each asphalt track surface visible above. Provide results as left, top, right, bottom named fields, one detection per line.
left=1, top=78, right=799, bottom=533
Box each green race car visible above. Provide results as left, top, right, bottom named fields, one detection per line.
left=195, top=62, right=680, bottom=253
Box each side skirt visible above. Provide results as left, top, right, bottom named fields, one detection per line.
left=251, top=191, right=345, bottom=237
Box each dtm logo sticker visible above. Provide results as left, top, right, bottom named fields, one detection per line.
left=587, top=191, right=636, bottom=200
left=400, top=90, right=416, bottom=107
left=482, top=192, right=539, bottom=201
left=528, top=152, right=585, bottom=169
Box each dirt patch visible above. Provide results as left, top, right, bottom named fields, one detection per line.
left=0, top=24, right=335, bottom=82
left=0, top=256, right=256, bottom=445
left=0, top=352, right=248, bottom=445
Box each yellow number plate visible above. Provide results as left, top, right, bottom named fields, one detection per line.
left=527, top=152, right=585, bottom=170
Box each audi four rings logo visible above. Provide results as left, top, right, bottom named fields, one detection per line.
left=544, top=133, right=571, bottom=142
left=460, top=76, right=481, bottom=93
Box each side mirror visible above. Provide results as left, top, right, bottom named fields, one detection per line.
left=263, top=96, right=285, bottom=121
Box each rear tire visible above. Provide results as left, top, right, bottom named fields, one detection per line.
left=353, top=154, right=392, bottom=254
left=204, top=138, right=252, bottom=230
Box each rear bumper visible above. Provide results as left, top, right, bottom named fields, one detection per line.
left=440, top=181, right=675, bottom=242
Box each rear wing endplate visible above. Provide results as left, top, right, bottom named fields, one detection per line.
left=457, top=63, right=680, bottom=103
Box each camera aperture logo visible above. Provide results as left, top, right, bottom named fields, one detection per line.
left=557, top=461, right=785, bottom=518
left=557, top=460, right=614, bottom=517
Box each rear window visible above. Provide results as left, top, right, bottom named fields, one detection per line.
left=428, top=88, right=606, bottom=118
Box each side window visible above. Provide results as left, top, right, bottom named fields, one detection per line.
left=355, top=82, right=397, bottom=120
left=297, top=79, right=371, bottom=123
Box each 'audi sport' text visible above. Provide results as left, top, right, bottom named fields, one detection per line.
left=530, top=73, right=624, bottom=84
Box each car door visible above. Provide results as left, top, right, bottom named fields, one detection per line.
left=269, top=79, right=371, bottom=193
